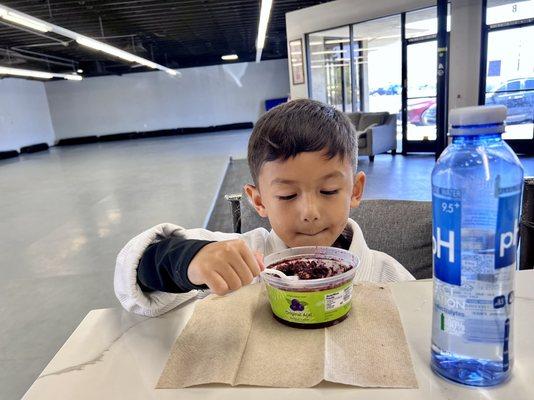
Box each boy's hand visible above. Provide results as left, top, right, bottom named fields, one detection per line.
left=187, top=240, right=265, bottom=296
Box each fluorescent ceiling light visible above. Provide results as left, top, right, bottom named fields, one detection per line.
left=137, top=59, right=158, bottom=69
left=0, top=66, right=53, bottom=79
left=311, top=58, right=351, bottom=63
left=0, top=66, right=83, bottom=81
left=64, top=74, right=83, bottom=81
left=311, top=64, right=351, bottom=69
left=325, top=38, right=350, bottom=45
left=76, top=35, right=176, bottom=75
left=354, top=34, right=401, bottom=41
left=76, top=36, right=176, bottom=75
left=77, top=69, right=83, bottom=73
left=0, top=9, right=51, bottom=32
left=310, top=35, right=401, bottom=47
left=222, top=54, right=238, bottom=61
left=77, top=38, right=162, bottom=72
left=0, top=4, right=180, bottom=77
left=76, top=37, right=137, bottom=62
left=311, top=47, right=379, bottom=56
left=255, top=0, right=273, bottom=62
left=311, top=50, right=346, bottom=55
left=309, top=39, right=350, bottom=46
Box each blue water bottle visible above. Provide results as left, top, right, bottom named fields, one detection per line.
left=430, top=105, right=524, bottom=386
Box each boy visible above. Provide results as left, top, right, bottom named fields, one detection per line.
left=114, top=99, right=414, bottom=317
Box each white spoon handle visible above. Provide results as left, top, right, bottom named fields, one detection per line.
left=261, top=269, right=299, bottom=280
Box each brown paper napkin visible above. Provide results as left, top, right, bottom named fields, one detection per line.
left=157, top=282, right=417, bottom=389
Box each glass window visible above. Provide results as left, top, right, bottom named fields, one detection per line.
left=404, top=6, right=449, bottom=143
left=507, top=80, right=521, bottom=91
left=487, top=0, right=534, bottom=25
left=496, top=83, right=507, bottom=92
left=405, top=6, right=450, bottom=39
left=305, top=5, right=452, bottom=153
left=407, top=41, right=438, bottom=141
left=485, top=25, right=534, bottom=140
left=308, top=27, right=352, bottom=111
left=352, top=15, right=402, bottom=149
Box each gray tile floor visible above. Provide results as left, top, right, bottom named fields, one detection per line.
left=1, top=129, right=533, bottom=399
left=0, top=131, right=250, bottom=400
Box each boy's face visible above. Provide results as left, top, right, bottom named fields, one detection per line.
left=245, top=151, right=365, bottom=248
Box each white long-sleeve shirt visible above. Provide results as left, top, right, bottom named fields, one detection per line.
left=114, top=218, right=414, bottom=317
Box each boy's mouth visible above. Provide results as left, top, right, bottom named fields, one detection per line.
left=298, top=228, right=327, bottom=236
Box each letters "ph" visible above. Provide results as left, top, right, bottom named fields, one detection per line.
left=500, top=219, right=519, bottom=258
left=433, top=228, right=455, bottom=263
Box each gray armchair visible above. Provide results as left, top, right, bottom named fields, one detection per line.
left=346, top=111, right=397, bottom=162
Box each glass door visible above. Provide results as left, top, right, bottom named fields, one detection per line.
left=402, top=6, right=449, bottom=153
left=405, top=39, right=437, bottom=152
left=352, top=15, right=402, bottom=151
left=308, top=27, right=352, bottom=112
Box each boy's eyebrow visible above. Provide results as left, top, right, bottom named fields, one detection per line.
left=271, top=178, right=297, bottom=186
left=321, top=170, right=345, bottom=180
left=271, top=171, right=344, bottom=186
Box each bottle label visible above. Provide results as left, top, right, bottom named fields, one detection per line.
left=495, top=189, right=521, bottom=269
left=432, top=183, right=520, bottom=351
left=432, top=186, right=462, bottom=286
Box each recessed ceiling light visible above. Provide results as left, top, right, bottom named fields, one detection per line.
left=221, top=54, right=238, bottom=61
left=77, top=69, right=83, bottom=73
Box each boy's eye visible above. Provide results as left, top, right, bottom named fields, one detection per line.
left=277, top=194, right=297, bottom=201
left=321, top=190, right=339, bottom=196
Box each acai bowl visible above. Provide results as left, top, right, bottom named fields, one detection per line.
left=262, top=247, right=359, bottom=329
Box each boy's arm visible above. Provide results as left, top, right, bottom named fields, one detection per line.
left=114, top=222, right=269, bottom=317
left=136, top=235, right=212, bottom=293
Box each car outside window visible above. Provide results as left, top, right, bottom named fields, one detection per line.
left=507, top=81, right=521, bottom=91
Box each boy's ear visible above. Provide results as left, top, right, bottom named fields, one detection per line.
left=244, top=184, right=268, bottom=218
left=350, top=171, right=366, bottom=209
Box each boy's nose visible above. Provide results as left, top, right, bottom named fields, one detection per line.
left=302, top=196, right=320, bottom=222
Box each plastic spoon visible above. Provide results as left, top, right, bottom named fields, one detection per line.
left=261, top=268, right=299, bottom=280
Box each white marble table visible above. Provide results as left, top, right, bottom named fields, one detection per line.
left=23, top=271, right=534, bottom=400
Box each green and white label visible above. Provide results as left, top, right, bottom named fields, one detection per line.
left=266, top=281, right=353, bottom=324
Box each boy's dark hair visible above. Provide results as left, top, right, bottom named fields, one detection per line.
left=248, top=99, right=358, bottom=187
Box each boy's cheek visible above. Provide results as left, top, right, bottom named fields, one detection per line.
left=268, top=202, right=289, bottom=218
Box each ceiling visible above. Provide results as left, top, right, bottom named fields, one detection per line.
left=0, top=0, right=333, bottom=77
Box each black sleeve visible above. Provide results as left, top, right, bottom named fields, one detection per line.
left=137, top=234, right=214, bottom=293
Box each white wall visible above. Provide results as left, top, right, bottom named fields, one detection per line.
left=45, top=59, right=290, bottom=140
left=0, top=78, right=55, bottom=152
